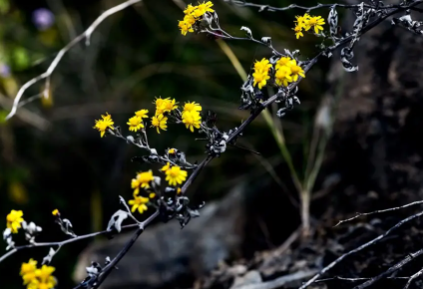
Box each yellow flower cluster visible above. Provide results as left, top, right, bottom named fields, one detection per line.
left=252, top=57, right=306, bottom=90
left=182, top=101, right=202, bottom=132
left=93, top=113, right=114, bottom=138
left=252, top=58, right=272, bottom=89
left=6, top=209, right=24, bottom=234
left=127, top=109, right=149, bottom=132
left=21, top=259, right=57, bottom=289
left=161, top=162, right=188, bottom=187
left=94, top=98, right=203, bottom=137
left=178, top=1, right=214, bottom=36
left=151, top=97, right=176, bottom=134
left=275, top=57, right=305, bottom=86
left=129, top=170, right=155, bottom=214
left=293, top=13, right=325, bottom=39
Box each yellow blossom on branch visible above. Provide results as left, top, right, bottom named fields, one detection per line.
left=178, top=1, right=214, bottom=35
left=252, top=58, right=271, bottom=89
left=127, top=116, right=144, bottom=132
left=93, top=113, right=114, bottom=137
left=128, top=196, right=149, bottom=214
left=275, top=66, right=293, bottom=87
left=20, top=259, right=37, bottom=285
left=151, top=114, right=168, bottom=134
left=6, top=209, right=24, bottom=233
left=182, top=111, right=201, bottom=132
left=288, top=60, right=306, bottom=81
left=307, top=16, right=325, bottom=34
left=131, top=170, right=154, bottom=195
left=183, top=101, right=202, bottom=113
left=164, top=165, right=188, bottom=186
left=293, top=13, right=325, bottom=38
left=135, top=109, right=149, bottom=119
left=52, top=209, right=59, bottom=216
left=34, top=265, right=57, bottom=289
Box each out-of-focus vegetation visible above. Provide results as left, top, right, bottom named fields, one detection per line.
left=0, top=0, right=330, bottom=287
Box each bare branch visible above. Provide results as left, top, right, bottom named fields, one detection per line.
left=5, top=0, right=143, bottom=120
left=335, top=199, right=423, bottom=227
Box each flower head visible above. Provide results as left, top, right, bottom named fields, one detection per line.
left=151, top=114, right=168, bottom=134
left=135, top=109, right=149, bottom=119
left=93, top=113, right=114, bottom=137
left=182, top=111, right=201, bottom=132
left=183, top=101, right=202, bottom=113
left=21, top=259, right=37, bottom=285
left=131, top=170, right=154, bottom=195
left=128, top=196, right=149, bottom=214
left=293, top=13, right=325, bottom=38
left=34, top=265, right=57, bottom=289
left=164, top=165, right=188, bottom=186
left=52, top=209, right=59, bottom=216
left=193, top=1, right=214, bottom=17
left=252, top=58, right=271, bottom=89
left=6, top=210, right=24, bottom=234
left=293, top=25, right=304, bottom=39
left=275, top=66, right=293, bottom=87
left=127, top=116, right=144, bottom=132
left=288, top=60, right=306, bottom=81
left=168, top=148, right=176, bottom=154
left=307, top=16, right=325, bottom=34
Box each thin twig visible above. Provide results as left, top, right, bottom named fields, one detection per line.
left=404, top=267, right=423, bottom=289
left=299, top=210, right=423, bottom=289
left=352, top=248, right=423, bottom=289
left=335, top=199, right=423, bottom=227
left=6, top=0, right=143, bottom=120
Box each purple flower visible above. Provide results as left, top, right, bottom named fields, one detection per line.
left=32, top=8, right=55, bottom=31
left=0, top=63, right=11, bottom=78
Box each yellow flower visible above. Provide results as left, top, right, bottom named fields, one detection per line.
left=192, top=1, right=214, bottom=17
left=35, top=265, right=57, bottom=289
left=128, top=196, right=149, bottom=214
left=307, top=16, right=325, bottom=34
left=178, top=20, right=194, bottom=36
left=182, top=111, right=201, bottom=132
left=6, top=209, right=24, bottom=233
left=127, top=116, right=144, bottom=132
left=93, top=113, right=114, bottom=137
left=52, top=209, right=59, bottom=216
left=151, top=114, right=168, bottom=134
left=131, top=170, right=155, bottom=194
left=252, top=71, right=270, bottom=89
left=168, top=148, right=176, bottom=154
left=184, top=4, right=197, bottom=15
left=165, top=165, right=188, bottom=186
left=275, top=66, right=293, bottom=87
left=289, top=60, right=306, bottom=81
left=295, top=13, right=311, bottom=25
left=21, top=259, right=37, bottom=285
left=183, top=101, right=202, bottom=113
left=161, top=162, right=171, bottom=172
left=135, top=109, right=149, bottom=119
left=184, top=14, right=197, bottom=25
left=149, top=192, right=156, bottom=199
left=254, top=58, right=272, bottom=73
left=293, top=25, right=304, bottom=39
left=162, top=98, right=178, bottom=113
left=177, top=188, right=182, bottom=194
left=154, top=97, right=178, bottom=114
left=275, top=57, right=293, bottom=70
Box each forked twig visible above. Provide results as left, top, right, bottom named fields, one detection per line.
left=5, top=0, right=143, bottom=120
left=335, top=199, right=423, bottom=227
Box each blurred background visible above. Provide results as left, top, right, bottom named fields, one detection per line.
left=3, top=0, right=422, bottom=288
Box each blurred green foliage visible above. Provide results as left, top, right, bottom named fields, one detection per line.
left=0, top=0, right=333, bottom=287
